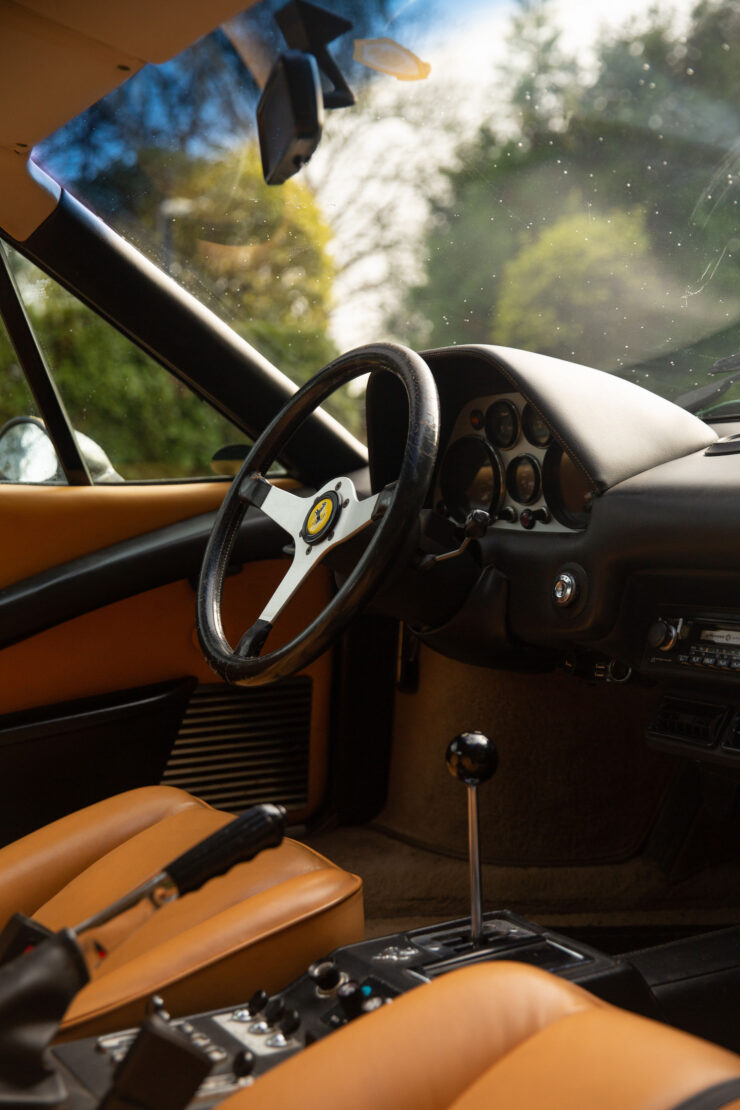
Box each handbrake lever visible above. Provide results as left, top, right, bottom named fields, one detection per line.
left=73, top=803, right=286, bottom=970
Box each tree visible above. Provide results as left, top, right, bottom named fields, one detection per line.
left=0, top=141, right=361, bottom=475
left=398, top=0, right=740, bottom=398
left=505, top=0, right=578, bottom=145
left=494, top=208, right=652, bottom=366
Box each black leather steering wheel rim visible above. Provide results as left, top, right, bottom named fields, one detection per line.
left=197, top=342, right=440, bottom=685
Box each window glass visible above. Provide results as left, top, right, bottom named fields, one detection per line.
left=34, top=0, right=740, bottom=423
left=0, top=314, right=66, bottom=484
left=6, top=249, right=250, bottom=481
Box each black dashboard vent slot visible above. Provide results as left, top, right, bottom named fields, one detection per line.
left=647, top=696, right=727, bottom=750
left=161, top=679, right=312, bottom=812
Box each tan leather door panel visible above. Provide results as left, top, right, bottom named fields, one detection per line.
left=0, top=481, right=333, bottom=820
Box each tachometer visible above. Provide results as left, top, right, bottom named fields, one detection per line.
left=506, top=454, right=541, bottom=505
left=485, top=399, right=519, bottom=449
left=542, top=444, right=591, bottom=528
left=439, top=436, right=502, bottom=523
left=522, top=403, right=552, bottom=448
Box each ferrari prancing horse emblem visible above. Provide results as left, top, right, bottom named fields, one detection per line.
left=301, top=490, right=342, bottom=545
left=306, top=497, right=333, bottom=536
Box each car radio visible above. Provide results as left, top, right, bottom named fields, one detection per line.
left=643, top=614, right=740, bottom=679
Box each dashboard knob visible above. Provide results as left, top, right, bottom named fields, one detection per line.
left=232, top=1049, right=256, bottom=1078
left=445, top=731, right=498, bottom=787
left=496, top=506, right=517, bottom=524
left=464, top=509, right=490, bottom=538
left=247, top=989, right=269, bottom=1017
left=308, top=959, right=342, bottom=993
left=337, top=981, right=365, bottom=1022
left=279, top=1008, right=301, bottom=1038
left=263, top=997, right=285, bottom=1026
left=648, top=620, right=678, bottom=652
left=552, top=572, right=577, bottom=607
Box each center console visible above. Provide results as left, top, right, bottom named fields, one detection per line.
left=51, top=732, right=654, bottom=1109
left=54, top=908, right=649, bottom=1109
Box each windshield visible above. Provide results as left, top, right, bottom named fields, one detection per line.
left=35, top=0, right=740, bottom=434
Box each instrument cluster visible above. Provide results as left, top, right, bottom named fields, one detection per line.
left=434, top=393, right=592, bottom=532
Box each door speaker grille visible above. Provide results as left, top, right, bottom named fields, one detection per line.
left=161, top=679, right=312, bottom=812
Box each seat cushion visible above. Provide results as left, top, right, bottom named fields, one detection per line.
left=0, top=787, right=363, bottom=1038
left=216, top=963, right=740, bottom=1110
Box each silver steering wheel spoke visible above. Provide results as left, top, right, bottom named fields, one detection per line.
left=238, top=472, right=311, bottom=540
left=234, top=476, right=382, bottom=658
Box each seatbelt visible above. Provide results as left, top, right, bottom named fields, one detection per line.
left=671, top=1078, right=740, bottom=1110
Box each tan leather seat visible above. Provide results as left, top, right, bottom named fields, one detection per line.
left=0, top=786, right=363, bottom=1039
left=219, top=962, right=740, bottom=1110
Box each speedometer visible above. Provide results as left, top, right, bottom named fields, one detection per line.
left=485, top=399, right=519, bottom=449
left=506, top=454, right=541, bottom=505
left=522, top=403, right=552, bottom=448
left=439, top=436, right=502, bottom=523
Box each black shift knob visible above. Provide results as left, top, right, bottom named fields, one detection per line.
left=445, top=731, right=498, bottom=786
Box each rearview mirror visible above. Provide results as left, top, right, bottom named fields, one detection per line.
left=257, top=51, right=324, bottom=185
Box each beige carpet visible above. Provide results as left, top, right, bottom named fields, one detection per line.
left=381, top=646, right=671, bottom=866
left=305, top=824, right=740, bottom=934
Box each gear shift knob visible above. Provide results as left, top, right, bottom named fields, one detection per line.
left=445, top=731, right=498, bottom=787
left=445, top=731, right=498, bottom=946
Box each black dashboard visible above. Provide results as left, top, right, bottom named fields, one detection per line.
left=365, top=344, right=740, bottom=715
left=364, top=342, right=740, bottom=769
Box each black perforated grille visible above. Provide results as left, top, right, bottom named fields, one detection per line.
left=160, top=679, right=312, bottom=812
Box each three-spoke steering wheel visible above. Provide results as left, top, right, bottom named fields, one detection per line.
left=197, top=343, right=440, bottom=685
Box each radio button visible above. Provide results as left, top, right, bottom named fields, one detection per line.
left=648, top=621, right=678, bottom=652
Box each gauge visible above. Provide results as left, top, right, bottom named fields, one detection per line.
left=439, top=436, right=502, bottom=523
left=522, top=404, right=552, bottom=448
left=506, top=454, right=541, bottom=505
left=542, top=444, right=591, bottom=528
left=485, top=399, right=519, bottom=449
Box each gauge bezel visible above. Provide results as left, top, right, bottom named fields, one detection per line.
left=485, top=399, right=520, bottom=450
left=506, top=453, right=542, bottom=505
left=439, top=434, right=503, bottom=524
left=522, top=403, right=552, bottom=448
left=542, top=443, right=590, bottom=529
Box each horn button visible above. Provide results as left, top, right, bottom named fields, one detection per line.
left=301, top=490, right=343, bottom=545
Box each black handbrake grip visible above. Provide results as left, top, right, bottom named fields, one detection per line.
left=165, top=804, right=286, bottom=896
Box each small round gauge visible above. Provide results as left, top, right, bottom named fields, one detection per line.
left=542, top=444, right=591, bottom=528
left=506, top=454, right=541, bottom=505
left=522, top=403, right=552, bottom=448
left=485, top=399, right=519, bottom=449
left=439, top=436, right=502, bottom=523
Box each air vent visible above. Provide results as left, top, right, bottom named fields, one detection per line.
left=161, top=679, right=312, bottom=812
left=647, top=696, right=727, bottom=749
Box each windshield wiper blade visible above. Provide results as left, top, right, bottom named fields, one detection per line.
left=707, top=353, right=740, bottom=377
left=674, top=353, right=740, bottom=413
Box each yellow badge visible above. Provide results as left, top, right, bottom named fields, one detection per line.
left=306, top=497, right=333, bottom=536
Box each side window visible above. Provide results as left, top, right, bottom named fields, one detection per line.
left=0, top=317, right=66, bottom=484
left=5, top=249, right=250, bottom=482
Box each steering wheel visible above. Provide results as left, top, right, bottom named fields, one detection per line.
left=197, top=343, right=440, bottom=685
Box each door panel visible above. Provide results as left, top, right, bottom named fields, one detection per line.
left=0, top=480, right=241, bottom=588
left=0, top=482, right=334, bottom=832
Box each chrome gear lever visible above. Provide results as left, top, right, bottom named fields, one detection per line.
left=445, top=731, right=499, bottom=946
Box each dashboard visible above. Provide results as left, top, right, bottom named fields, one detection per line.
left=435, top=392, right=592, bottom=533
left=364, top=342, right=740, bottom=770
left=365, top=342, right=733, bottom=655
